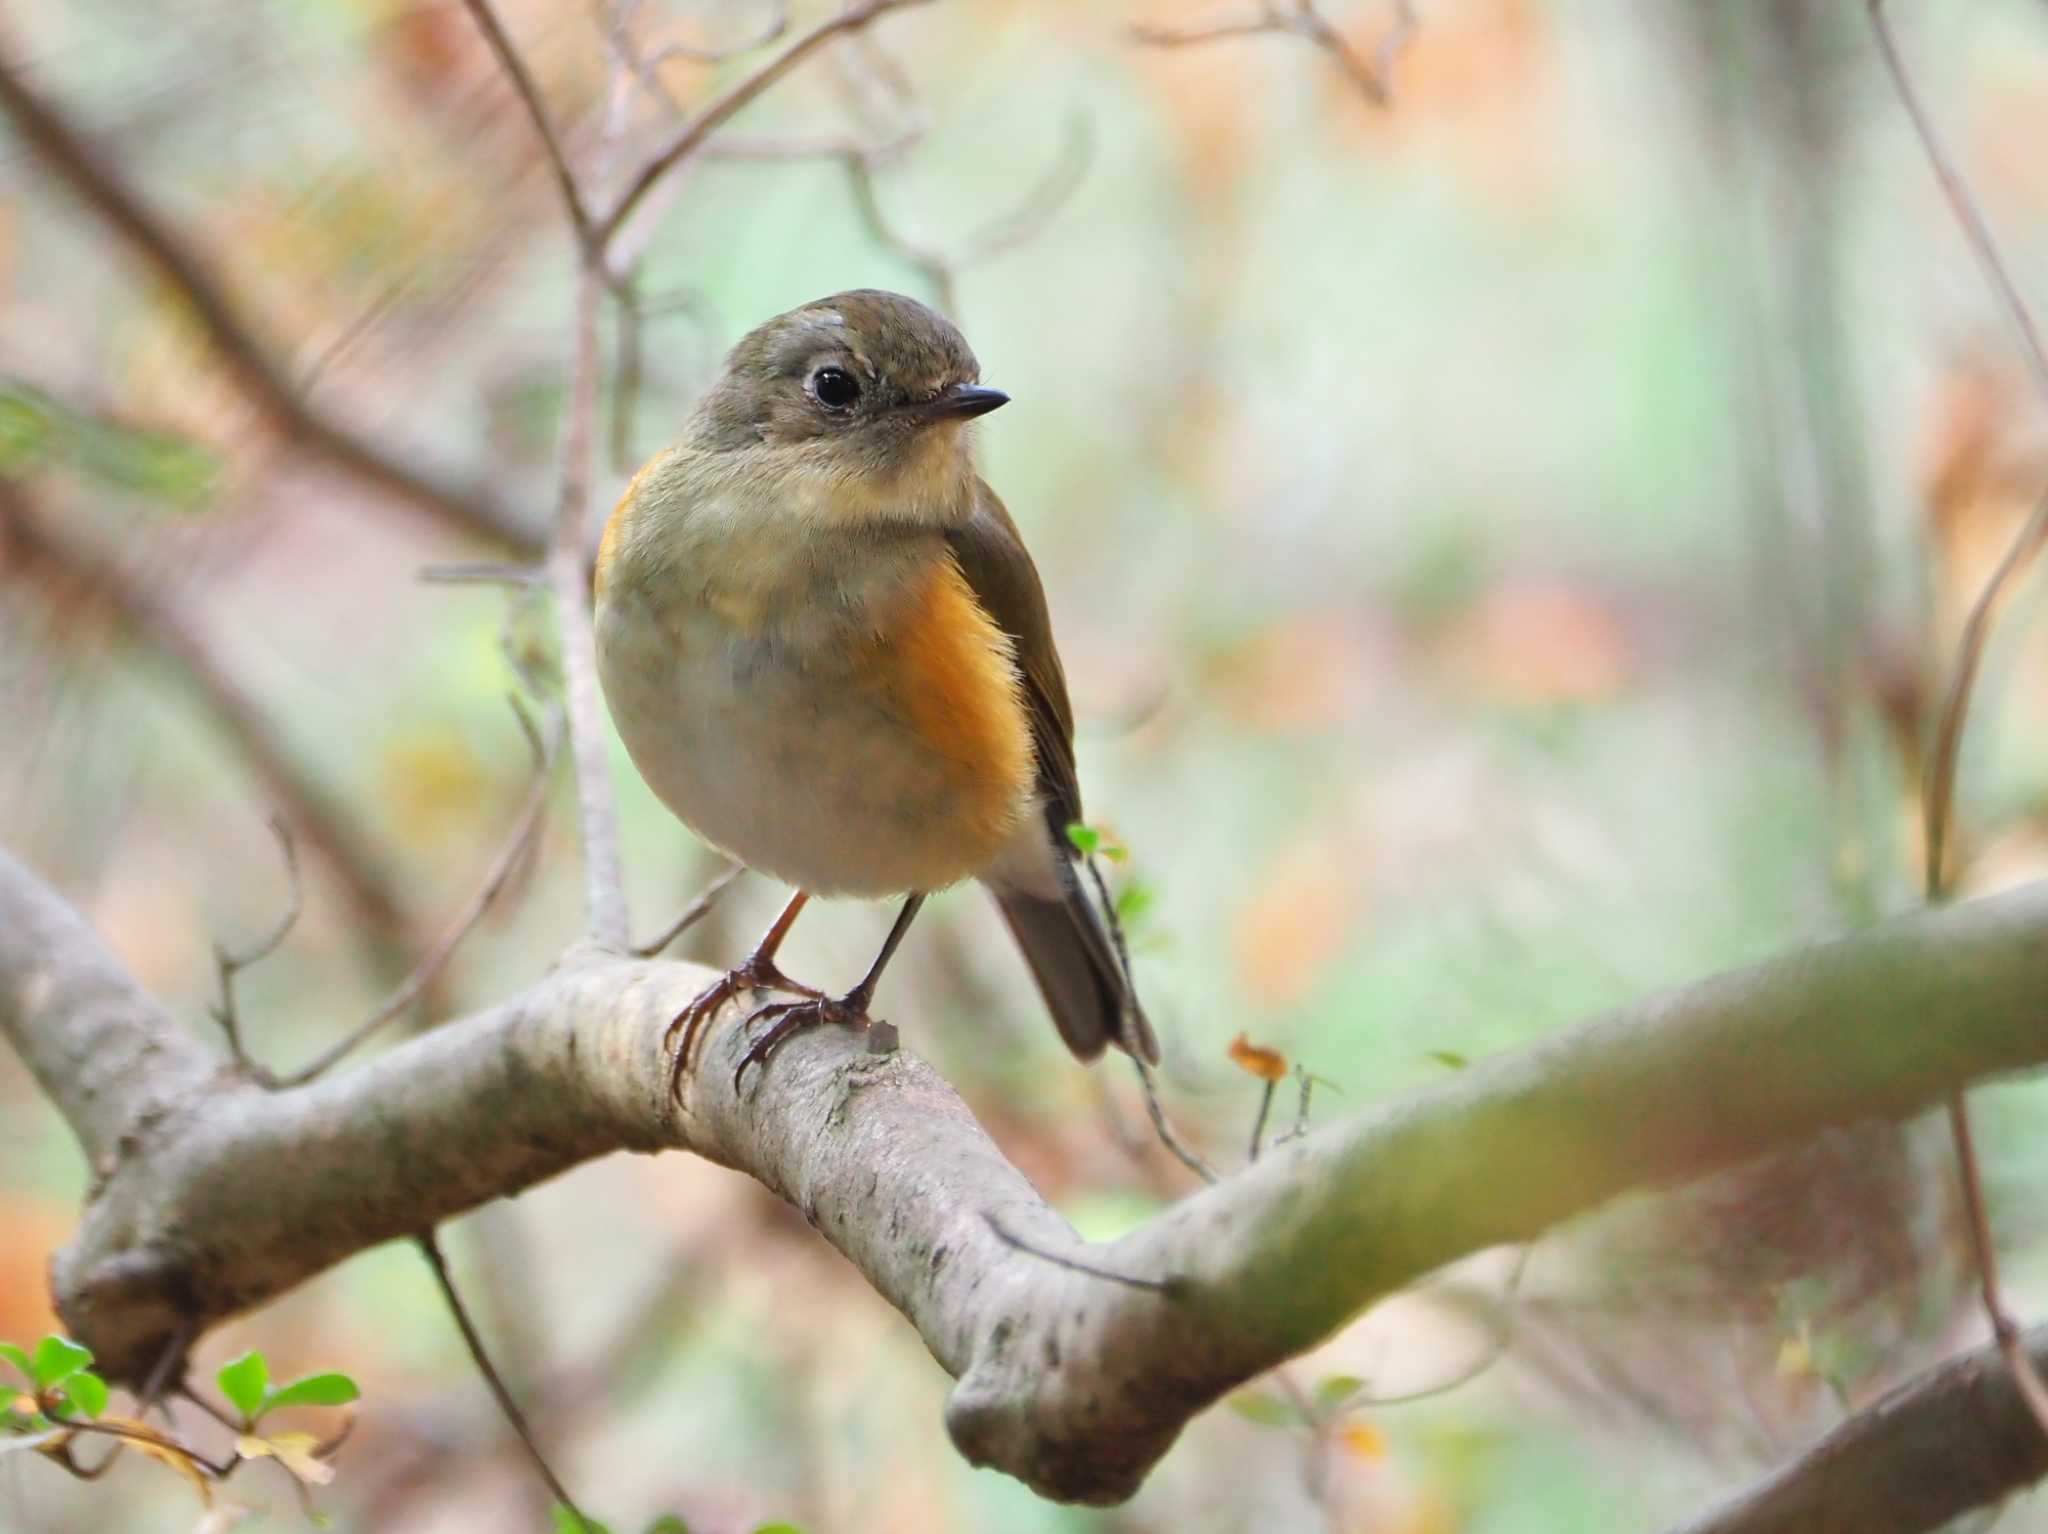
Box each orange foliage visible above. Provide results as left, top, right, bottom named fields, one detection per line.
left=0, top=1196, right=71, bottom=1344
left=1234, top=835, right=1360, bottom=1007
left=1441, top=580, right=1630, bottom=707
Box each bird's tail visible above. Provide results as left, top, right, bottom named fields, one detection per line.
left=992, top=856, right=1159, bottom=1064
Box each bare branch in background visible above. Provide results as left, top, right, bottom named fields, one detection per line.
left=1868, top=0, right=2048, bottom=1445
left=0, top=488, right=415, bottom=956
left=633, top=0, right=790, bottom=65
left=597, top=0, right=938, bottom=250
left=1671, top=1319, right=2048, bottom=1534
left=634, top=861, right=744, bottom=957
left=275, top=706, right=565, bottom=1085
left=207, top=816, right=301, bottom=1079
left=456, top=0, right=598, bottom=251
left=415, top=1230, right=594, bottom=1526
left=0, top=54, right=537, bottom=553
left=1133, top=0, right=1418, bottom=108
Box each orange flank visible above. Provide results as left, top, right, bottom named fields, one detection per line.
left=869, top=553, right=1034, bottom=858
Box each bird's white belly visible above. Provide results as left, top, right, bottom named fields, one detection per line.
left=597, top=592, right=1016, bottom=896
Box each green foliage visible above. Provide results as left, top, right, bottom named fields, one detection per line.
left=1224, top=1390, right=1302, bottom=1428
left=216, top=1350, right=269, bottom=1418
left=0, top=1333, right=111, bottom=1428
left=1314, top=1374, right=1365, bottom=1412
left=262, top=1372, right=362, bottom=1412
left=215, top=1350, right=361, bottom=1423
left=0, top=380, right=220, bottom=510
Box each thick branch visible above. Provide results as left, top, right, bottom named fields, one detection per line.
left=0, top=52, right=536, bottom=552
left=14, top=851, right=2048, bottom=1504
left=1672, top=1323, right=2048, bottom=1534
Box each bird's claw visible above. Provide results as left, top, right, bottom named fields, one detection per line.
left=664, top=956, right=823, bottom=1102
left=732, top=992, right=875, bottom=1092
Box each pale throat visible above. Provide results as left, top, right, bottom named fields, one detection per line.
left=812, top=421, right=977, bottom=529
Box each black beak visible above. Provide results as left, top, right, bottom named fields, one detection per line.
left=918, top=384, right=1010, bottom=423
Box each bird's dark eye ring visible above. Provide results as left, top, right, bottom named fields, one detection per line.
left=809, top=366, right=860, bottom=411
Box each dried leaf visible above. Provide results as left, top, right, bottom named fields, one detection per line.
left=1227, top=1032, right=1288, bottom=1083
left=1336, top=1419, right=1387, bottom=1461
left=105, top=1414, right=213, bottom=1504
left=237, top=1430, right=336, bottom=1485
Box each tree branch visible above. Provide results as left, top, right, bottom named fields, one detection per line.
left=0, top=50, right=537, bottom=552
left=1670, top=1321, right=2048, bottom=1534
left=15, top=849, right=2048, bottom=1504
left=596, top=0, right=937, bottom=251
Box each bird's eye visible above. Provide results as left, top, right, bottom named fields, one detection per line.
left=809, top=366, right=860, bottom=411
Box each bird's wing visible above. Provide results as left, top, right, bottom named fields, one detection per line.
left=944, top=478, right=1082, bottom=841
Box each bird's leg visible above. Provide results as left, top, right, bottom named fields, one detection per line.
left=733, top=894, right=927, bottom=1090
left=666, top=890, right=821, bottom=1099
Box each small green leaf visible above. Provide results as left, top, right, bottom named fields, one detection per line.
left=1424, top=1050, right=1468, bottom=1070
left=216, top=1351, right=269, bottom=1419
left=1113, top=877, right=1155, bottom=926
left=0, top=1343, right=31, bottom=1382
left=1224, top=1390, right=1301, bottom=1428
left=56, top=1370, right=108, bottom=1418
left=30, top=1336, right=91, bottom=1388
left=261, top=1372, right=360, bottom=1413
left=1065, top=822, right=1101, bottom=856
left=641, top=1519, right=692, bottom=1534
left=551, top=1508, right=613, bottom=1534
left=1314, top=1374, right=1366, bottom=1411
left=750, top=1524, right=807, bottom=1534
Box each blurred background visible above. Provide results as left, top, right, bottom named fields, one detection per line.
left=7, top=0, right=2048, bottom=1529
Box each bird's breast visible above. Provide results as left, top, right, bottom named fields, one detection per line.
left=597, top=521, right=1036, bottom=897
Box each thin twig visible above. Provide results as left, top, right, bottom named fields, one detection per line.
left=838, top=117, right=1090, bottom=315
left=983, top=1212, right=1187, bottom=1297
left=641, top=0, right=790, bottom=65
left=1871, top=0, right=2048, bottom=1445
left=633, top=862, right=744, bottom=957
left=457, top=0, right=597, bottom=250
left=415, top=1230, right=593, bottom=1525
left=1133, top=1058, right=1221, bottom=1183
left=207, top=816, right=300, bottom=1077
left=1271, top=1064, right=1325, bottom=1149
left=276, top=706, right=565, bottom=1084
left=1246, top=1076, right=1279, bottom=1163
left=597, top=0, right=938, bottom=250
left=0, top=58, right=534, bottom=551
left=1133, top=0, right=1416, bottom=108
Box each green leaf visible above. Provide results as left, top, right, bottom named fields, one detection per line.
left=641, top=1519, right=692, bottom=1534
left=216, top=1351, right=269, bottom=1419
left=0, top=1343, right=31, bottom=1382
left=30, top=1336, right=91, bottom=1389
left=261, top=1372, right=360, bottom=1413
left=1113, top=877, right=1155, bottom=926
left=1314, top=1374, right=1365, bottom=1411
left=1424, top=1050, right=1468, bottom=1070
left=1065, top=822, right=1101, bottom=856
left=56, top=1369, right=108, bottom=1418
left=750, top=1524, right=807, bottom=1534
left=551, top=1507, right=613, bottom=1534
left=0, top=387, right=53, bottom=477
left=1224, top=1390, right=1301, bottom=1428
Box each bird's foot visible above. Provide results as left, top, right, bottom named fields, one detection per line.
left=664, top=955, right=823, bottom=1101
left=732, top=987, right=878, bottom=1092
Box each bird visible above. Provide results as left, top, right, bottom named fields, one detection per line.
left=593, top=289, right=1158, bottom=1093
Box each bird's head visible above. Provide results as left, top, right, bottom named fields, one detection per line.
left=686, top=289, right=1008, bottom=524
